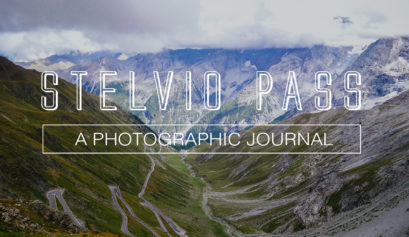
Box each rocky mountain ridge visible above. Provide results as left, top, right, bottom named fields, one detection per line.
left=18, top=37, right=409, bottom=134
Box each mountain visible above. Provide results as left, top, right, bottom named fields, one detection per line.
left=187, top=89, right=409, bottom=236
left=278, top=36, right=409, bottom=121
left=0, top=57, right=226, bottom=236
left=336, top=36, right=409, bottom=108
left=20, top=37, right=409, bottom=134
left=18, top=46, right=356, bottom=133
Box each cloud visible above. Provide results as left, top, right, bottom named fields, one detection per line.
left=0, top=0, right=408, bottom=61
left=333, top=16, right=353, bottom=25
left=0, top=29, right=115, bottom=61
left=0, top=0, right=200, bottom=34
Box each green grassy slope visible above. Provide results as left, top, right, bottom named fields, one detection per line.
left=0, top=57, right=225, bottom=236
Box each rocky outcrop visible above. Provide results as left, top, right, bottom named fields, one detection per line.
left=294, top=172, right=342, bottom=227
left=0, top=199, right=85, bottom=234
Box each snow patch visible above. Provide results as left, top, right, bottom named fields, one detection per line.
left=28, top=60, right=74, bottom=72
left=383, top=57, right=409, bottom=76
left=117, top=53, right=129, bottom=61
left=362, top=80, right=409, bottom=109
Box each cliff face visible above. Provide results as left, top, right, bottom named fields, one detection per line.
left=335, top=36, right=409, bottom=107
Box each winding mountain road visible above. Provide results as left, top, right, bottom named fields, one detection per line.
left=46, top=188, right=85, bottom=228
left=109, top=185, right=160, bottom=237
left=139, top=146, right=188, bottom=237
left=109, top=145, right=188, bottom=237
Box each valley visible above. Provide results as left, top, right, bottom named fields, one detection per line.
left=2, top=0, right=409, bottom=236
left=1, top=36, right=409, bottom=236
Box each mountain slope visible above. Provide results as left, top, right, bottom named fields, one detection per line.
left=337, top=36, right=409, bottom=108
left=0, top=57, right=225, bottom=236
left=278, top=36, right=409, bottom=122
left=187, top=89, right=409, bottom=235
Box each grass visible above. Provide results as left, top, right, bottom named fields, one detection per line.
left=0, top=58, right=225, bottom=236
left=145, top=153, right=228, bottom=236
left=326, top=157, right=397, bottom=214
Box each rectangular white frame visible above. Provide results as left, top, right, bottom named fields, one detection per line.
left=42, top=124, right=362, bottom=155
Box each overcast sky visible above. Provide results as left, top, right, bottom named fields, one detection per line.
left=0, top=0, right=408, bottom=61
